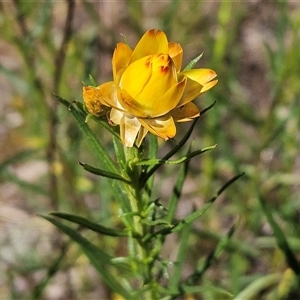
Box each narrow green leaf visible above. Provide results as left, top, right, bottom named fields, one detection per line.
left=184, top=224, right=236, bottom=287
left=72, top=100, right=87, bottom=114
left=173, top=173, right=244, bottom=232
left=184, top=53, right=204, bottom=71
left=140, top=218, right=172, bottom=227
left=53, top=94, right=132, bottom=214
left=90, top=115, right=121, bottom=139
left=41, top=215, right=134, bottom=299
left=145, top=173, right=244, bottom=242
left=79, top=162, right=131, bottom=184
left=54, top=94, right=117, bottom=172
left=136, top=145, right=216, bottom=166
left=50, top=212, right=137, bottom=237
left=140, top=117, right=200, bottom=186
left=142, top=101, right=215, bottom=187
left=89, top=74, right=97, bottom=86
left=113, top=136, right=126, bottom=171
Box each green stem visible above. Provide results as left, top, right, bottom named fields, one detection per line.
left=123, top=146, right=154, bottom=297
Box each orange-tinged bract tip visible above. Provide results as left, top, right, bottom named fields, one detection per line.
left=85, top=29, right=217, bottom=147
left=83, top=86, right=106, bottom=116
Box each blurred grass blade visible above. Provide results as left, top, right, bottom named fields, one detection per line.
left=1, top=172, right=48, bottom=196
left=174, top=173, right=244, bottom=232
left=233, top=273, right=280, bottom=300
left=50, top=212, right=135, bottom=237
left=168, top=222, right=192, bottom=295
left=192, top=228, right=259, bottom=258
left=185, top=224, right=236, bottom=287
left=258, top=195, right=300, bottom=276
left=0, top=149, right=38, bottom=173
left=41, top=215, right=134, bottom=299
left=161, top=0, right=181, bottom=35
left=79, top=162, right=131, bottom=184
left=182, top=284, right=232, bottom=298
left=31, top=241, right=70, bottom=300
left=0, top=65, right=28, bottom=94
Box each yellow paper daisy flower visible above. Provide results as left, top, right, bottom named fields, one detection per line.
left=94, top=29, right=217, bottom=147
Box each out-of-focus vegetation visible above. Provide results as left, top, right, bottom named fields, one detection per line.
left=0, top=1, right=300, bottom=299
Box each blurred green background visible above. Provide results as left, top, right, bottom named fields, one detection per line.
left=1, top=1, right=300, bottom=299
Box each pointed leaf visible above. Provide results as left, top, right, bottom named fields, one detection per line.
left=174, top=173, right=244, bottom=231
left=79, top=162, right=131, bottom=184
left=135, top=145, right=216, bottom=166
left=50, top=212, right=138, bottom=237
left=233, top=274, right=281, bottom=300
left=89, top=74, right=97, bottom=86
left=41, top=215, right=134, bottom=299
left=144, top=173, right=244, bottom=242
left=183, top=53, right=203, bottom=71
left=53, top=94, right=132, bottom=214
left=259, top=194, right=300, bottom=276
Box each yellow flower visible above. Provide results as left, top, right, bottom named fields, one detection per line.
left=96, top=29, right=217, bottom=147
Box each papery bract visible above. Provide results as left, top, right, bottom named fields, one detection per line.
left=84, top=29, right=218, bottom=147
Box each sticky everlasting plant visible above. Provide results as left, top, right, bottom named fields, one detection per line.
left=46, top=29, right=242, bottom=299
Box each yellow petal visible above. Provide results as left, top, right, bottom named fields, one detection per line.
left=138, top=115, right=176, bottom=140
left=129, top=29, right=169, bottom=63
left=180, top=69, right=217, bottom=85
left=118, top=78, right=186, bottom=119
left=177, top=77, right=203, bottom=106
left=199, top=79, right=218, bottom=94
left=97, top=81, right=124, bottom=111
left=82, top=86, right=104, bottom=116
left=135, top=54, right=177, bottom=104
left=168, top=42, right=183, bottom=72
left=136, top=126, right=148, bottom=147
left=117, top=88, right=147, bottom=117
left=112, top=43, right=133, bottom=85
left=170, top=102, right=200, bottom=122
left=119, top=54, right=180, bottom=117
left=150, top=76, right=186, bottom=117
left=119, top=55, right=153, bottom=99
left=120, top=114, right=141, bottom=147
left=110, top=108, right=123, bottom=125
left=178, top=69, right=218, bottom=103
